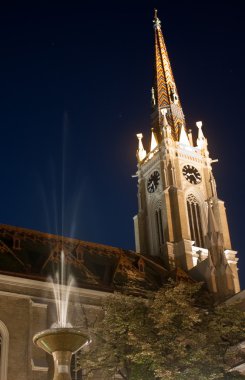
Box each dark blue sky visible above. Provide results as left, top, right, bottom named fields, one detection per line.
left=1, top=1, right=245, bottom=287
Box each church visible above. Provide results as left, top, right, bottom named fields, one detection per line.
left=0, top=10, right=242, bottom=380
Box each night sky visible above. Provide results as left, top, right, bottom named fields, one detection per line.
left=1, top=1, right=245, bottom=287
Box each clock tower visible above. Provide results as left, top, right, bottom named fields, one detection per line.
left=133, top=10, right=240, bottom=297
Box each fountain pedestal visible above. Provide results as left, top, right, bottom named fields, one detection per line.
left=33, top=328, right=89, bottom=380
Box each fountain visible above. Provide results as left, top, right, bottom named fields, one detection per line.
left=33, top=251, right=89, bottom=380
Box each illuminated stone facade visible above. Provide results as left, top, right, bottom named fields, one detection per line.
left=134, top=11, right=240, bottom=298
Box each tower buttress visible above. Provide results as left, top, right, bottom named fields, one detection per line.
left=204, top=202, right=238, bottom=297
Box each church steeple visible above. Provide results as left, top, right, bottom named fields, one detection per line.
left=133, top=12, right=240, bottom=298
left=152, top=9, right=185, bottom=140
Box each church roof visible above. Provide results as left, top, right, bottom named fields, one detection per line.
left=0, top=224, right=169, bottom=294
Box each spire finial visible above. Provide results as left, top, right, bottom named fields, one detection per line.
left=153, top=9, right=161, bottom=29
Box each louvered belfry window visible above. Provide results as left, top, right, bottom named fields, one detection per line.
left=186, top=194, right=204, bottom=248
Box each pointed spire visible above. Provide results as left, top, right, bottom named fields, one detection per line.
left=150, top=128, right=158, bottom=152
left=179, top=124, right=190, bottom=146
left=152, top=10, right=185, bottom=140
left=136, top=133, right=146, bottom=162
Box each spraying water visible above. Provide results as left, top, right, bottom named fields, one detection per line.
left=51, top=250, right=73, bottom=328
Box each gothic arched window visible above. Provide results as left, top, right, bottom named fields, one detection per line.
left=186, top=194, right=204, bottom=248
left=155, top=209, right=164, bottom=246
left=0, top=320, right=9, bottom=380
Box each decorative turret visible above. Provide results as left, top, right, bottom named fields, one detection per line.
left=152, top=9, right=185, bottom=140
left=196, top=121, right=207, bottom=150
left=136, top=133, right=146, bottom=162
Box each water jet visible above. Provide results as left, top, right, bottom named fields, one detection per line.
left=33, top=250, right=90, bottom=379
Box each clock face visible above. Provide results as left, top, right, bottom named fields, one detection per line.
left=182, top=165, right=201, bottom=185
left=147, top=171, right=160, bottom=193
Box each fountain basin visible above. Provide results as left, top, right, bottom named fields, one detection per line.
left=33, top=327, right=88, bottom=354
left=33, top=328, right=89, bottom=380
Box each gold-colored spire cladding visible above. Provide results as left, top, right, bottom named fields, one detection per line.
left=152, top=10, right=185, bottom=140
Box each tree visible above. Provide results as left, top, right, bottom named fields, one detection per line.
left=79, top=282, right=245, bottom=380
left=80, top=292, right=155, bottom=379
left=148, top=282, right=245, bottom=380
